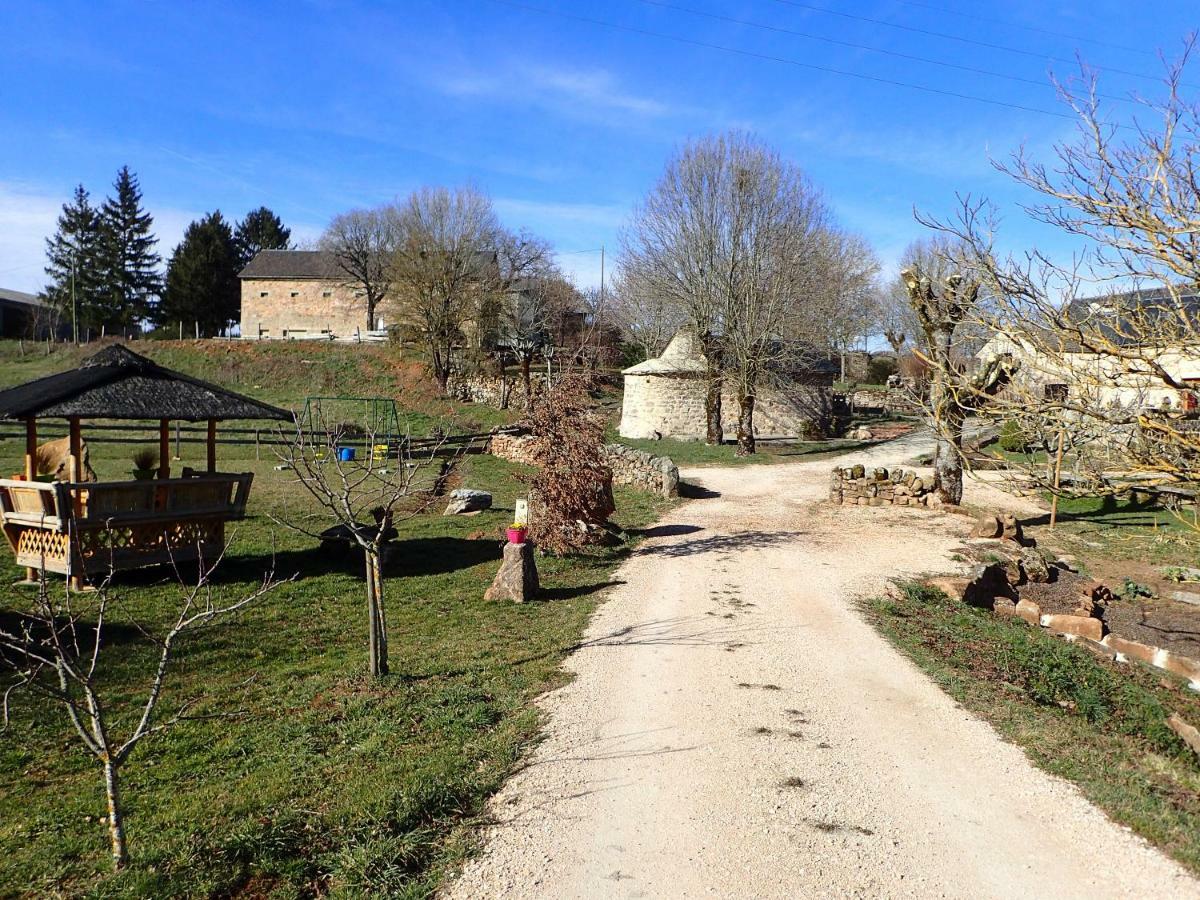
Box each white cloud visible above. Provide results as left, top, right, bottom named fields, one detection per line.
left=494, top=197, right=629, bottom=230
left=434, top=62, right=676, bottom=123
left=0, top=184, right=61, bottom=293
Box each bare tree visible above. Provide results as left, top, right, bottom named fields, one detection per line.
left=609, top=271, right=686, bottom=364
left=620, top=132, right=832, bottom=450
left=812, top=230, right=881, bottom=381
left=276, top=417, right=450, bottom=676
left=900, top=237, right=1012, bottom=504
left=0, top=559, right=281, bottom=869
left=320, top=206, right=399, bottom=335
left=925, top=43, right=1200, bottom=511
left=391, top=185, right=553, bottom=394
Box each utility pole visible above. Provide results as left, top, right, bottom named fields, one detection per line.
left=71, top=251, right=78, bottom=345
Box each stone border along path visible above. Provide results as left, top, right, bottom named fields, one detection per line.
left=445, top=431, right=1200, bottom=899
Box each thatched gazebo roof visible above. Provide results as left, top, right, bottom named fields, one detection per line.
left=0, top=344, right=293, bottom=422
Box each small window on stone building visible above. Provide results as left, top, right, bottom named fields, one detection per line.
left=322, top=290, right=332, bottom=298
left=290, top=291, right=300, bottom=298
left=259, top=291, right=269, bottom=297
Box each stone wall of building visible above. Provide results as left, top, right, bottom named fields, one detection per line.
left=240, top=279, right=375, bottom=340
left=829, top=464, right=938, bottom=507
left=489, top=432, right=679, bottom=497
left=619, top=372, right=711, bottom=440
left=619, top=373, right=830, bottom=441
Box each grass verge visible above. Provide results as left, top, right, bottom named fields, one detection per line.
left=865, top=582, right=1200, bottom=874
left=0, top=452, right=671, bottom=897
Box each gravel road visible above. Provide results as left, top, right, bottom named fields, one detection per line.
left=445, top=437, right=1200, bottom=899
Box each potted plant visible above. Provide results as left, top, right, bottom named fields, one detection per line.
left=131, top=447, right=159, bottom=481
left=506, top=522, right=528, bottom=544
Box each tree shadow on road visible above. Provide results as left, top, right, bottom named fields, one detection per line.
left=633, top=530, right=801, bottom=558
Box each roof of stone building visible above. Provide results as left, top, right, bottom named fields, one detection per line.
left=0, top=287, right=42, bottom=307
left=622, top=329, right=709, bottom=376
left=238, top=250, right=342, bottom=280
left=623, top=329, right=840, bottom=379
left=0, top=344, right=293, bottom=422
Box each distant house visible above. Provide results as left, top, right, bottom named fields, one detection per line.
left=977, top=287, right=1200, bottom=412
left=238, top=250, right=370, bottom=340
left=0, top=288, right=48, bottom=339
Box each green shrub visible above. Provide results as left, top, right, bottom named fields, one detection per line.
left=997, top=419, right=1030, bottom=453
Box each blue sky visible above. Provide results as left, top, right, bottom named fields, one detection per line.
left=0, top=0, right=1195, bottom=294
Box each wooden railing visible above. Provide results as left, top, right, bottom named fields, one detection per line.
left=0, top=473, right=255, bottom=577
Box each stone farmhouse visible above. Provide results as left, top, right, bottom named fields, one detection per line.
left=238, top=250, right=378, bottom=341
left=619, top=329, right=839, bottom=441
left=977, top=288, right=1200, bottom=413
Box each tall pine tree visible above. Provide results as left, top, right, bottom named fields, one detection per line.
left=234, top=206, right=291, bottom=268
left=160, top=212, right=240, bottom=337
left=43, top=185, right=105, bottom=340
left=98, top=166, right=162, bottom=330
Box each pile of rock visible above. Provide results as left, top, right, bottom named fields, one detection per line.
left=829, top=464, right=938, bottom=507
left=489, top=432, right=538, bottom=466
left=603, top=443, right=679, bottom=498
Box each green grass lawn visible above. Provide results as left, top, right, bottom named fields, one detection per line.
left=0, top=339, right=517, bottom=437
left=0, top=418, right=669, bottom=896
left=867, top=582, right=1200, bottom=875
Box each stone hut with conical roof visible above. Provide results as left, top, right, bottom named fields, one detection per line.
left=618, top=329, right=838, bottom=441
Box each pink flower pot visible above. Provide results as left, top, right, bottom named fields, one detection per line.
left=506, top=527, right=528, bottom=544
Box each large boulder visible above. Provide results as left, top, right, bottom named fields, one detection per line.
left=444, top=489, right=493, bottom=515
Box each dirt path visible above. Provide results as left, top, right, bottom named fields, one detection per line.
left=446, top=440, right=1199, bottom=899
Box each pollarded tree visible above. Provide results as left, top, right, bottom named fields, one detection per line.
left=928, top=43, right=1200, bottom=511
left=159, top=211, right=240, bottom=336
left=98, top=166, right=162, bottom=330
left=899, top=237, right=1011, bottom=504
left=235, top=206, right=292, bottom=268
left=43, top=185, right=106, bottom=339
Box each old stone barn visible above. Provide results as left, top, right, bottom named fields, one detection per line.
left=618, top=330, right=838, bottom=441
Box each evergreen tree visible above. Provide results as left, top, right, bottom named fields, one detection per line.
left=98, top=166, right=162, bottom=330
left=160, top=212, right=239, bottom=337
left=234, top=206, right=291, bottom=268
left=43, top=185, right=105, bottom=339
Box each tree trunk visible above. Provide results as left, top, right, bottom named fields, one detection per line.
left=700, top=334, right=723, bottom=445
left=929, top=330, right=964, bottom=505
left=704, top=375, right=723, bottom=446
left=103, top=759, right=128, bottom=870
left=736, top=393, right=756, bottom=456
left=365, top=550, right=388, bottom=676
left=520, top=355, right=533, bottom=408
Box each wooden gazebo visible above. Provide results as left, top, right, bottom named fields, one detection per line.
left=0, top=345, right=292, bottom=584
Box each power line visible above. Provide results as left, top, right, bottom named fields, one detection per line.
left=884, top=0, right=1158, bottom=57
left=765, top=0, right=1178, bottom=87
left=636, top=0, right=1137, bottom=106
left=474, top=0, right=1081, bottom=123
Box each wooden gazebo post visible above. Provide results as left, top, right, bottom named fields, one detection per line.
left=158, top=419, right=170, bottom=480
left=206, top=419, right=217, bottom=473
left=22, top=417, right=37, bottom=584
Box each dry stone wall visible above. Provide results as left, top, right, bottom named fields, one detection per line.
left=829, top=464, right=938, bottom=507
left=489, top=433, right=679, bottom=498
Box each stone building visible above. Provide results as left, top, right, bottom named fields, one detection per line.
left=618, top=329, right=838, bottom=441
left=238, top=250, right=377, bottom=340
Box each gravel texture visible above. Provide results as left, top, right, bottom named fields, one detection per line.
left=445, top=434, right=1200, bottom=899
